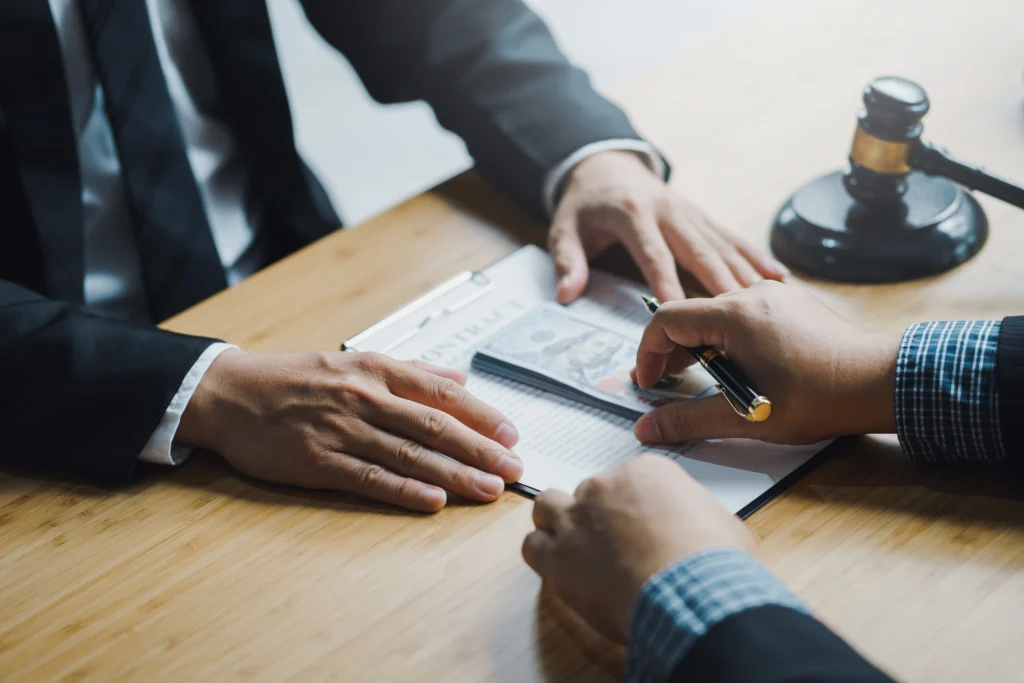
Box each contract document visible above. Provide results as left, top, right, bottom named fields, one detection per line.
left=342, top=245, right=829, bottom=517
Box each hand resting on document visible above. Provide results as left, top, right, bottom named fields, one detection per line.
left=178, top=350, right=523, bottom=512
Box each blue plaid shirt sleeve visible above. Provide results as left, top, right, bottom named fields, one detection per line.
left=626, top=548, right=805, bottom=683
left=895, top=320, right=1004, bottom=464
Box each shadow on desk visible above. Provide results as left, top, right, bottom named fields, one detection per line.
left=0, top=451, right=429, bottom=519
left=2, top=437, right=1023, bottom=529
left=786, top=435, right=1024, bottom=529
left=536, top=587, right=623, bottom=683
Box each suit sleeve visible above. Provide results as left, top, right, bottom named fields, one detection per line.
left=997, top=316, right=1024, bottom=458
left=0, top=280, right=217, bottom=480
left=669, top=606, right=896, bottom=683
left=297, top=0, right=650, bottom=218
left=628, top=549, right=894, bottom=683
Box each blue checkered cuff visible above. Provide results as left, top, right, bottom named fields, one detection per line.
left=895, top=321, right=1004, bottom=464
left=626, top=548, right=805, bottom=683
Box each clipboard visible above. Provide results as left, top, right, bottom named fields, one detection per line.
left=342, top=271, right=494, bottom=354
left=340, top=242, right=547, bottom=353
left=337, top=245, right=832, bottom=519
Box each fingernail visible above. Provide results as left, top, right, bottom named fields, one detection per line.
left=420, top=487, right=447, bottom=510
left=475, top=472, right=505, bottom=498
left=635, top=415, right=663, bottom=443
left=774, top=261, right=791, bottom=277
left=494, top=422, right=520, bottom=448
left=556, top=277, right=570, bottom=300
left=498, top=454, right=524, bottom=482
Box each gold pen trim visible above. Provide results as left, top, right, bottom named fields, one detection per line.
left=698, top=348, right=721, bottom=366
left=748, top=395, right=773, bottom=423
left=716, top=386, right=772, bottom=423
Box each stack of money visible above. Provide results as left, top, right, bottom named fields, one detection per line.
left=472, top=304, right=715, bottom=419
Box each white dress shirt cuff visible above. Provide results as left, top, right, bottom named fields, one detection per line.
left=542, top=139, right=667, bottom=217
left=139, top=342, right=238, bottom=466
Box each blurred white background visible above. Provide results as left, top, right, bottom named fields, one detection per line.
left=267, top=0, right=770, bottom=224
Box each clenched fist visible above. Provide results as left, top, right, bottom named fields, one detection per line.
left=522, top=454, right=754, bottom=642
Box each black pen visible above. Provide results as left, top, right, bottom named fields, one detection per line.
left=641, top=295, right=772, bottom=423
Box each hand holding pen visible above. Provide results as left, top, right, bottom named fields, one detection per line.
left=632, top=282, right=899, bottom=446
left=641, top=295, right=772, bottom=423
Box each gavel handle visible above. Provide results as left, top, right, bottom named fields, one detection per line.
left=909, top=142, right=1024, bottom=210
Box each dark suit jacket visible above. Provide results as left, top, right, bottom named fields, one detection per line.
left=0, top=0, right=646, bottom=479
left=670, top=605, right=897, bottom=682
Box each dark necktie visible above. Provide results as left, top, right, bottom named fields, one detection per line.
left=78, top=0, right=226, bottom=321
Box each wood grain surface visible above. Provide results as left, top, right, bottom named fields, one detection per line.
left=3, top=0, right=1024, bottom=680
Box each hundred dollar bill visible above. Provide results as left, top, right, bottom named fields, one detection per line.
left=472, top=303, right=717, bottom=418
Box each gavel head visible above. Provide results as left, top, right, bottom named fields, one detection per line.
left=770, top=74, right=988, bottom=283
left=843, top=76, right=930, bottom=202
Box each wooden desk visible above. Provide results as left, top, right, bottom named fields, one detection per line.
left=3, top=0, right=1023, bottom=680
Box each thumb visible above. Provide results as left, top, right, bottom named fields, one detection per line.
left=634, top=394, right=759, bottom=444
left=548, top=211, right=589, bottom=305
left=522, top=529, right=557, bottom=581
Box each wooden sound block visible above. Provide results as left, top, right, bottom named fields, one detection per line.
left=770, top=170, right=988, bottom=282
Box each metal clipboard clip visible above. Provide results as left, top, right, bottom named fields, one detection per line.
left=341, top=271, right=494, bottom=354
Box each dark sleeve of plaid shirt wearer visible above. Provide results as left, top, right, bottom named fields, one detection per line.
left=626, top=549, right=894, bottom=683
left=896, top=316, right=1024, bottom=464
left=997, top=316, right=1024, bottom=457
left=626, top=549, right=805, bottom=683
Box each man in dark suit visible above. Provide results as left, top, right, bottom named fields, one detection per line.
left=523, top=282, right=1023, bottom=682
left=0, top=1, right=786, bottom=509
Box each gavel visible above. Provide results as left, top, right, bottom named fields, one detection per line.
left=770, top=76, right=1024, bottom=282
